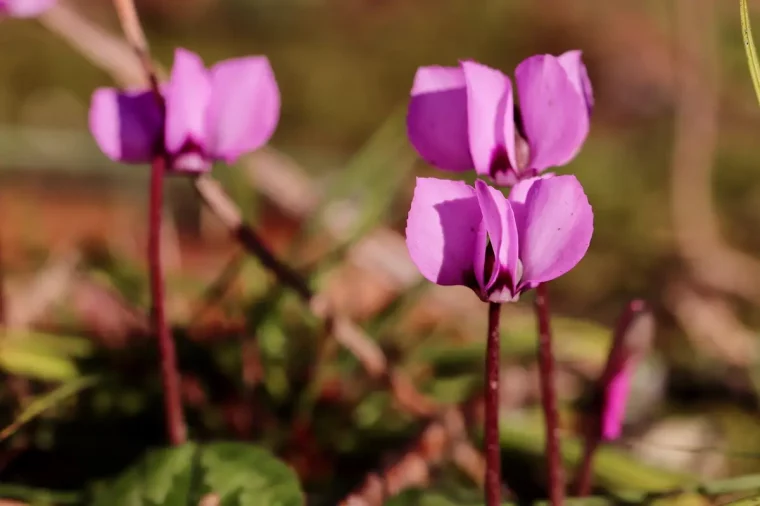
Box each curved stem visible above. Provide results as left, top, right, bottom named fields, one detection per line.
left=149, top=154, right=186, bottom=445
left=485, top=302, right=502, bottom=506
left=535, top=283, right=564, bottom=506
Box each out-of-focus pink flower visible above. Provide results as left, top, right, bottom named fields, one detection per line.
left=0, top=0, right=56, bottom=17
left=89, top=48, right=280, bottom=174
left=407, top=51, right=592, bottom=186
left=598, top=300, right=652, bottom=441
left=405, top=174, right=593, bottom=302
left=600, top=364, right=633, bottom=441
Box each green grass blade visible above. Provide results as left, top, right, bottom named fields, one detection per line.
left=741, top=0, right=760, bottom=105
left=0, top=375, right=99, bottom=442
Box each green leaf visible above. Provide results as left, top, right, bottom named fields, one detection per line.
left=200, top=443, right=304, bottom=506
left=0, top=375, right=99, bottom=442
left=0, top=331, right=93, bottom=381
left=87, top=442, right=304, bottom=506
left=741, top=0, right=760, bottom=106
left=495, top=411, right=696, bottom=493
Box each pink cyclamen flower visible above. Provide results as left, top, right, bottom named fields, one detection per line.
left=407, top=51, right=592, bottom=186
left=406, top=174, right=593, bottom=302
left=0, top=0, right=56, bottom=17
left=598, top=300, right=651, bottom=441
left=89, top=48, right=280, bottom=173
left=600, top=365, right=632, bottom=441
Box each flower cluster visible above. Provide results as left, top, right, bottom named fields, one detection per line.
left=90, top=48, right=280, bottom=173
left=405, top=52, right=595, bottom=301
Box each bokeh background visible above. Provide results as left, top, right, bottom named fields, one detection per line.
left=2, top=0, right=760, bottom=504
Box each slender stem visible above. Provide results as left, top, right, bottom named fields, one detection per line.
left=574, top=299, right=649, bottom=497
left=485, top=302, right=502, bottom=506
left=192, top=175, right=312, bottom=301
left=234, top=225, right=312, bottom=301
left=534, top=283, right=564, bottom=506
left=149, top=155, right=186, bottom=445
left=111, top=0, right=186, bottom=446
left=575, top=426, right=598, bottom=496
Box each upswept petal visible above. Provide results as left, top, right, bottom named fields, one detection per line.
left=516, top=175, right=593, bottom=287
left=205, top=56, right=280, bottom=163
left=601, top=367, right=631, bottom=441
left=165, top=48, right=212, bottom=155
left=474, top=180, right=518, bottom=293
left=89, top=87, right=163, bottom=164
left=407, top=66, right=473, bottom=172
left=0, top=0, right=55, bottom=17
left=461, top=61, right=516, bottom=177
left=406, top=177, right=481, bottom=287
left=515, top=54, right=589, bottom=172
left=557, top=50, right=594, bottom=114
left=507, top=173, right=554, bottom=234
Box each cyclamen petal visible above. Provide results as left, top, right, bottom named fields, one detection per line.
left=601, top=366, right=631, bottom=441
left=205, top=56, right=280, bottom=163
left=89, top=47, right=280, bottom=173
left=517, top=175, right=593, bottom=288
left=462, top=61, right=517, bottom=179
left=0, top=0, right=56, bottom=17
left=407, top=51, right=592, bottom=185
left=406, top=177, right=481, bottom=287
left=165, top=48, right=212, bottom=156
left=515, top=55, right=590, bottom=172
left=407, top=66, right=473, bottom=172
left=557, top=50, right=594, bottom=114
left=474, top=180, right=518, bottom=298
left=89, top=88, right=163, bottom=164
left=508, top=173, right=555, bottom=234
left=405, top=175, right=593, bottom=302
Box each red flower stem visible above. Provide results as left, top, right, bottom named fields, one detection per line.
left=111, top=0, right=185, bottom=446
left=534, top=283, right=565, bottom=506
left=574, top=427, right=598, bottom=497
left=148, top=154, right=186, bottom=446
left=485, top=301, right=502, bottom=506
left=574, top=299, right=647, bottom=496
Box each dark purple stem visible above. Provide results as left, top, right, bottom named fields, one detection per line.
left=149, top=154, right=186, bottom=446
left=575, top=427, right=598, bottom=497
left=575, top=299, right=647, bottom=496
left=485, top=302, right=502, bottom=506
left=534, top=283, right=564, bottom=506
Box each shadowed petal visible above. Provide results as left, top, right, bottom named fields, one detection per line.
left=517, top=175, right=593, bottom=287
left=0, top=0, right=55, bottom=17
left=462, top=61, right=516, bottom=177
left=205, top=56, right=280, bottom=163
left=557, top=50, right=594, bottom=114
left=515, top=55, right=589, bottom=171
left=407, top=66, right=473, bottom=171
left=601, top=367, right=631, bottom=440
left=165, top=48, right=212, bottom=155
left=406, top=177, right=481, bottom=286
left=89, top=87, right=163, bottom=164
left=474, top=180, right=518, bottom=294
